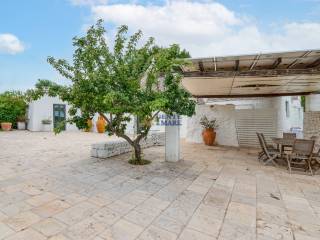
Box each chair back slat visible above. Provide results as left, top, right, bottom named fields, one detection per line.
left=259, top=133, right=271, bottom=157
left=283, top=132, right=296, bottom=140
left=292, top=139, right=315, bottom=156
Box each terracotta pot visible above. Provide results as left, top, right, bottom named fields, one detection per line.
left=96, top=116, right=106, bottom=133
left=1, top=122, right=12, bottom=131
left=202, top=128, right=216, bottom=146
left=84, top=119, right=93, bottom=132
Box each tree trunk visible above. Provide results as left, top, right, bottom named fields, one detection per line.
left=132, top=142, right=142, bottom=163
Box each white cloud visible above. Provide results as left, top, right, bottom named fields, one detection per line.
left=70, top=0, right=108, bottom=6
left=0, top=34, right=25, bottom=54
left=86, top=0, right=320, bottom=57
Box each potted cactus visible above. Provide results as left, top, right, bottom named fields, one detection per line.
left=200, top=116, right=219, bottom=146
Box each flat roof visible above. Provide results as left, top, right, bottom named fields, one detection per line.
left=181, top=49, right=320, bottom=98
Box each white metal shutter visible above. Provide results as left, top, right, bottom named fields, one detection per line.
left=235, top=109, right=277, bottom=147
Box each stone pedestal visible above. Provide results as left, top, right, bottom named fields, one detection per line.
left=165, top=123, right=180, bottom=162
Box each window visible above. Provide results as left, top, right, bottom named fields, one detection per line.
left=285, top=101, right=290, bottom=118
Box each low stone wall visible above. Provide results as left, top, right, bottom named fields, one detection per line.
left=91, top=132, right=165, bottom=159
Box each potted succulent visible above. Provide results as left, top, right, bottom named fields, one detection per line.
left=200, top=116, right=219, bottom=146
left=41, top=118, right=52, bottom=132
left=17, top=115, right=27, bottom=130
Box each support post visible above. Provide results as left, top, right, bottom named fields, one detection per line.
left=165, top=114, right=180, bottom=162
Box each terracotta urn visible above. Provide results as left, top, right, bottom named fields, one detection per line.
left=85, top=119, right=93, bottom=132
left=96, top=116, right=106, bottom=133
left=1, top=122, right=12, bottom=131
left=202, top=128, right=216, bottom=146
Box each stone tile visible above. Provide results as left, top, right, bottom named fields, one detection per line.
left=138, top=225, right=177, bottom=240
left=88, top=193, right=114, bottom=207
left=121, top=190, right=151, bottom=206
left=4, top=228, right=46, bottom=240
left=153, top=215, right=185, bottom=235
left=124, top=210, right=156, bottom=228
left=48, top=233, right=71, bottom=240
left=107, top=200, right=135, bottom=215
left=27, top=192, right=58, bottom=207
left=32, top=199, right=71, bottom=218
left=218, top=220, right=256, bottom=240
left=65, top=217, right=106, bottom=240
left=225, top=202, right=256, bottom=227
left=4, top=211, right=41, bottom=231
left=140, top=196, right=171, bottom=211
left=187, top=211, right=222, bottom=238
left=54, top=201, right=99, bottom=225
left=32, top=218, right=66, bottom=237
left=178, top=228, right=215, bottom=240
left=1, top=201, right=32, bottom=217
left=0, top=223, right=15, bottom=239
left=99, top=219, right=143, bottom=240
left=257, top=221, right=294, bottom=240
left=92, top=207, right=122, bottom=226
left=62, top=193, right=88, bottom=205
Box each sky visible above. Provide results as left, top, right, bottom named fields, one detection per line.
left=0, top=0, right=320, bottom=92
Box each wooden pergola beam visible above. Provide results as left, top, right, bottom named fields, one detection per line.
left=183, top=67, right=320, bottom=78
left=235, top=60, right=240, bottom=71
left=194, top=92, right=319, bottom=99
left=307, top=57, right=320, bottom=68
left=271, top=57, right=282, bottom=69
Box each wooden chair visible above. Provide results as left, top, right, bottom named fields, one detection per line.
left=282, top=132, right=296, bottom=153
left=283, top=132, right=297, bottom=139
left=257, top=133, right=280, bottom=166
left=287, top=139, right=315, bottom=175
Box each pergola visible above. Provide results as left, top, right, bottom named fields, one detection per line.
left=166, top=50, right=320, bottom=162
left=180, top=49, right=320, bottom=98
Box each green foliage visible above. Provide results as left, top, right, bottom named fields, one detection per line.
left=301, top=96, right=306, bottom=112
left=28, top=20, right=196, bottom=163
left=200, top=116, right=219, bottom=130
left=0, top=91, right=27, bottom=124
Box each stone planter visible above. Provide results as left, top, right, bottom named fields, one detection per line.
left=1, top=122, right=12, bottom=131
left=17, top=121, right=26, bottom=130
left=42, top=124, right=52, bottom=132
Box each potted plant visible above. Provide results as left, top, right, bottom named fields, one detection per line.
left=96, top=115, right=106, bottom=133
left=84, top=118, right=93, bottom=132
left=0, top=91, right=27, bottom=131
left=17, top=115, right=27, bottom=130
left=200, top=116, right=219, bottom=146
left=41, top=118, right=52, bottom=132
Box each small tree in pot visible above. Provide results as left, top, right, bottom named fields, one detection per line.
left=200, top=116, right=219, bottom=146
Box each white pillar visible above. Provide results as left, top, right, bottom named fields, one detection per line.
left=165, top=115, right=180, bottom=162
left=305, top=94, right=320, bottom=111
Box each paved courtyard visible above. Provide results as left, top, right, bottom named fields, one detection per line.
left=0, top=131, right=320, bottom=240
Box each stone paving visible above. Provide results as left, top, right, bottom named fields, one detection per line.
left=1, top=131, right=320, bottom=240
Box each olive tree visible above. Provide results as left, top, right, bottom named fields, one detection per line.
left=29, top=20, right=195, bottom=165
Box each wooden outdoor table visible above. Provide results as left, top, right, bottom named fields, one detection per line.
left=272, top=137, right=295, bottom=158
left=272, top=138, right=295, bottom=147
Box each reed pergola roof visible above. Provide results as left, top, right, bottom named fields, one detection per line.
left=181, top=49, right=320, bottom=98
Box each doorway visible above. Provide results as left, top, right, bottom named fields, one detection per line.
left=53, top=104, right=66, bottom=130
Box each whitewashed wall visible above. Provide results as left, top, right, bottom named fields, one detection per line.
left=28, top=96, right=79, bottom=132
left=186, top=104, right=239, bottom=147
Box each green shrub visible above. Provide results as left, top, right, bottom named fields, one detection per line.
left=0, top=91, right=27, bottom=124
